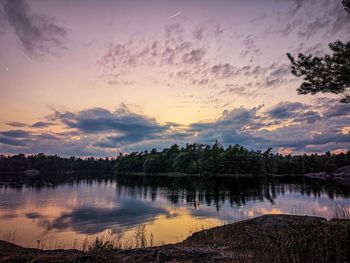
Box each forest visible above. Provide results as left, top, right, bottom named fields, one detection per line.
left=0, top=142, right=349, bottom=176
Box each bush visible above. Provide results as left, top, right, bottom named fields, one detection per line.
left=88, top=237, right=114, bottom=253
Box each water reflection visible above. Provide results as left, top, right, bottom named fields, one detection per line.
left=47, top=199, right=171, bottom=234
left=0, top=175, right=350, bottom=248
left=114, top=175, right=350, bottom=208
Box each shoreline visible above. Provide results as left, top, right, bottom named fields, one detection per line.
left=0, top=167, right=349, bottom=188
left=116, top=172, right=305, bottom=178
left=0, top=171, right=305, bottom=179
left=1, top=214, right=349, bottom=262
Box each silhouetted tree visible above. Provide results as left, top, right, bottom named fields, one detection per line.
left=172, top=152, right=192, bottom=173
left=344, top=0, right=350, bottom=13
left=0, top=144, right=349, bottom=177
left=287, top=1, right=350, bottom=103
left=143, top=155, right=161, bottom=173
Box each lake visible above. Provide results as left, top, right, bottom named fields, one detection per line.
left=0, top=175, right=350, bottom=249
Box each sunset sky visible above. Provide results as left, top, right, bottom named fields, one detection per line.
left=0, top=0, right=349, bottom=156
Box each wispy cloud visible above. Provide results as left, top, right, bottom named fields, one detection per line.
left=6, top=122, right=28, bottom=128
left=0, top=0, right=67, bottom=58
left=274, top=0, right=350, bottom=38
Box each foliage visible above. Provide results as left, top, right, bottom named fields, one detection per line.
left=0, top=153, right=116, bottom=175
left=0, top=143, right=349, bottom=176
left=344, top=0, right=350, bottom=13
left=88, top=237, right=114, bottom=253
left=288, top=1, right=350, bottom=103
left=113, top=143, right=350, bottom=176
left=134, top=225, right=147, bottom=248
left=287, top=41, right=350, bottom=103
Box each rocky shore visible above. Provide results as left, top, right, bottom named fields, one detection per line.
left=1, top=214, right=350, bottom=263
left=305, top=165, right=350, bottom=185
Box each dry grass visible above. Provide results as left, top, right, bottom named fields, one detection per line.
left=82, top=225, right=157, bottom=252
left=187, top=221, right=225, bottom=237
left=87, top=225, right=157, bottom=252
left=2, top=206, right=350, bottom=262
left=331, top=204, right=350, bottom=219
left=184, top=214, right=350, bottom=263
left=1, top=230, right=17, bottom=244
left=1, top=225, right=156, bottom=251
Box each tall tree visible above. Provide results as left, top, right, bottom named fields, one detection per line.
left=287, top=0, right=350, bottom=103
left=344, top=0, right=350, bottom=13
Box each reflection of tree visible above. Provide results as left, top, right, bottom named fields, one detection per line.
left=2, top=175, right=350, bottom=215
left=114, top=175, right=350, bottom=211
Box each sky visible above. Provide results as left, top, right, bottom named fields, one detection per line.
left=0, top=0, right=349, bottom=157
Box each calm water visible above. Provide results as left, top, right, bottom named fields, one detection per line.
left=0, top=175, right=350, bottom=249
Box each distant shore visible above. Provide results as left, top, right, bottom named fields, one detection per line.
left=305, top=165, right=350, bottom=186
left=1, top=165, right=349, bottom=188
left=116, top=172, right=305, bottom=178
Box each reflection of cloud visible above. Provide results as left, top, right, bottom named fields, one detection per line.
left=1, top=178, right=350, bottom=248
left=258, top=208, right=285, bottom=215
left=46, top=199, right=170, bottom=234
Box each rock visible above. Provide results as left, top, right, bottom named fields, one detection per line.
left=305, top=165, right=350, bottom=184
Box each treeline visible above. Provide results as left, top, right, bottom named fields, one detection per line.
left=0, top=153, right=117, bottom=175
left=114, top=142, right=350, bottom=175
left=0, top=143, right=349, bottom=176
